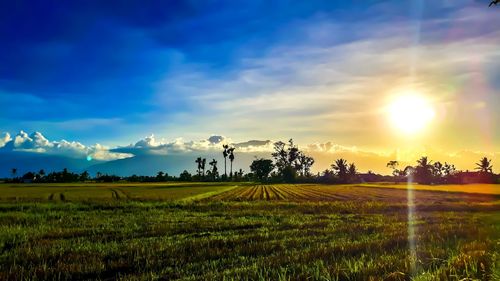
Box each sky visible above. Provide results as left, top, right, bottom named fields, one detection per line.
left=0, top=0, right=499, bottom=174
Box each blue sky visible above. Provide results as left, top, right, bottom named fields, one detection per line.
left=1, top=0, right=498, bottom=156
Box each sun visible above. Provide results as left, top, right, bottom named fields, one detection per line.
left=387, top=93, right=435, bottom=135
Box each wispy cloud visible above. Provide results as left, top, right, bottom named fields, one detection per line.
left=151, top=4, right=499, bottom=150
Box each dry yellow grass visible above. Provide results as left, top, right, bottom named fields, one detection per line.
left=0, top=182, right=241, bottom=201
left=360, top=183, right=500, bottom=195
left=210, top=184, right=500, bottom=204
left=0, top=182, right=498, bottom=203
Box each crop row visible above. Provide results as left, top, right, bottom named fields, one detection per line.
left=211, top=184, right=499, bottom=204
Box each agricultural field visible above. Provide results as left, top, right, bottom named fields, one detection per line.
left=0, top=182, right=243, bottom=202
left=211, top=184, right=500, bottom=204
left=0, top=183, right=498, bottom=280
left=361, top=183, right=500, bottom=195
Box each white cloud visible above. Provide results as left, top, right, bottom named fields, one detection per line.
left=0, top=131, right=131, bottom=161
left=0, top=132, right=12, bottom=148
left=112, top=134, right=234, bottom=155
left=134, top=134, right=159, bottom=148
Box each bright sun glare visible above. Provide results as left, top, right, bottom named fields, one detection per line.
left=387, top=94, right=435, bottom=135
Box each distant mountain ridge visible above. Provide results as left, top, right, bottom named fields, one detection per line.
left=0, top=151, right=102, bottom=177
left=87, top=152, right=271, bottom=177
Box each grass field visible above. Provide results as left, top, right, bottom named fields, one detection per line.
left=210, top=184, right=499, bottom=204
left=361, top=183, right=500, bottom=195
left=0, top=183, right=498, bottom=280
left=0, top=182, right=243, bottom=202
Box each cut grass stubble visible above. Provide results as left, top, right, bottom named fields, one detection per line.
left=0, top=182, right=498, bottom=280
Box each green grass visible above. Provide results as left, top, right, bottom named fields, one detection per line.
left=0, top=183, right=498, bottom=280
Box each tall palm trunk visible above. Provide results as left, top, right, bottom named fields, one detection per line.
left=227, top=147, right=235, bottom=179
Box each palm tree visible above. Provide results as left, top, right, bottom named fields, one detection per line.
left=195, top=157, right=202, bottom=177
left=416, top=157, right=431, bottom=168
left=228, top=147, right=235, bottom=178
left=11, top=168, right=17, bottom=179
left=348, top=163, right=357, bottom=182
left=475, top=157, right=493, bottom=173
left=209, top=159, right=218, bottom=180
left=332, top=159, right=348, bottom=182
left=201, top=158, right=206, bottom=177
left=415, top=156, right=433, bottom=184
left=222, top=144, right=229, bottom=178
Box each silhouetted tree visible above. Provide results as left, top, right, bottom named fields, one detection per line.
left=296, top=153, right=315, bottom=177
left=272, top=141, right=288, bottom=173
left=415, top=157, right=433, bottom=184
left=332, top=158, right=349, bottom=182
left=222, top=144, right=229, bottom=178
left=441, top=162, right=458, bottom=184
left=433, top=161, right=444, bottom=177
left=475, top=157, right=493, bottom=173
left=443, top=162, right=456, bottom=176
left=195, top=157, right=203, bottom=177
left=286, top=139, right=300, bottom=165
left=404, top=166, right=415, bottom=178
left=201, top=158, right=206, bottom=178
left=237, top=169, right=244, bottom=180
left=386, top=160, right=399, bottom=176
left=80, top=171, right=90, bottom=182
left=386, top=160, right=406, bottom=183
left=303, top=155, right=315, bottom=177
left=209, top=159, right=218, bottom=180
left=281, top=165, right=297, bottom=182
left=156, top=171, right=165, bottom=181
left=348, top=163, right=357, bottom=182
left=430, top=162, right=445, bottom=184
left=228, top=147, right=235, bottom=178
left=271, top=139, right=313, bottom=182
left=38, top=169, right=45, bottom=179
left=250, top=158, right=274, bottom=181
left=62, top=168, right=70, bottom=182
left=319, top=169, right=335, bottom=183
left=22, top=172, right=36, bottom=181
left=11, top=168, right=17, bottom=179
left=179, top=170, right=192, bottom=181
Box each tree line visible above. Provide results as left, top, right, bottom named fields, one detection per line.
left=249, top=141, right=497, bottom=184
left=4, top=139, right=498, bottom=184
left=386, top=156, right=495, bottom=184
